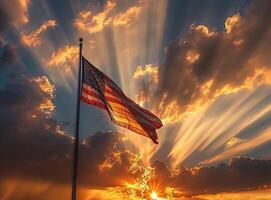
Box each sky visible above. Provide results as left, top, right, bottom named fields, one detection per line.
left=0, top=0, right=271, bottom=199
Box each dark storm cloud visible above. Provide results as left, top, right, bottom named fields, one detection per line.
left=153, top=157, right=271, bottom=195
left=0, top=5, right=10, bottom=32
left=0, top=74, right=132, bottom=189
left=0, top=75, right=70, bottom=183
left=155, top=0, right=271, bottom=112
left=0, top=43, right=16, bottom=69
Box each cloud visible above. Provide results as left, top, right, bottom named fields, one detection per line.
left=195, top=189, right=271, bottom=200
left=225, top=13, right=241, bottom=34
left=152, top=157, right=271, bottom=196
left=74, top=1, right=142, bottom=34
left=47, top=45, right=78, bottom=67
left=112, top=6, right=141, bottom=26
left=133, top=0, right=271, bottom=122
left=47, top=42, right=95, bottom=76
left=0, top=0, right=30, bottom=31
left=0, top=75, right=54, bottom=115
left=0, top=42, right=17, bottom=69
left=33, top=76, right=55, bottom=115
left=74, top=1, right=116, bottom=34
left=21, top=20, right=57, bottom=47
left=132, top=64, right=159, bottom=107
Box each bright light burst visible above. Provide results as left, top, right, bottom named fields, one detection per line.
left=151, top=191, right=159, bottom=199
left=111, top=154, right=174, bottom=199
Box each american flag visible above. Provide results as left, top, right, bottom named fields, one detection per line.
left=80, top=56, right=163, bottom=144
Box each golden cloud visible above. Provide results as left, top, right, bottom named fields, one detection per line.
left=74, top=1, right=116, bottom=34
left=156, top=94, right=182, bottom=123
left=74, top=1, right=142, bottom=34
left=21, top=20, right=57, bottom=47
left=193, top=24, right=216, bottom=37
left=34, top=76, right=55, bottom=97
left=34, top=76, right=55, bottom=114
left=48, top=45, right=78, bottom=67
left=113, top=6, right=142, bottom=26
left=99, top=149, right=122, bottom=171
left=133, top=65, right=158, bottom=81
left=225, top=13, right=241, bottom=34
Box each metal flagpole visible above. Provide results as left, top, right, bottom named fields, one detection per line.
left=71, top=38, right=83, bottom=200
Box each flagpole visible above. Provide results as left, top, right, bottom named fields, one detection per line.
left=72, top=38, right=83, bottom=200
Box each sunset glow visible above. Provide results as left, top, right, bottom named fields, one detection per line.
left=1, top=0, right=271, bottom=199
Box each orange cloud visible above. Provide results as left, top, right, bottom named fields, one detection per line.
left=133, top=65, right=159, bottom=82
left=74, top=1, right=116, bottom=33
left=225, top=13, right=241, bottom=33
left=193, top=24, right=216, bottom=37
left=33, top=76, right=55, bottom=115
left=74, top=1, right=142, bottom=34
left=47, top=45, right=78, bottom=67
left=21, top=20, right=57, bottom=47
left=156, top=94, right=182, bottom=123
left=34, top=76, right=55, bottom=97
left=99, top=149, right=122, bottom=171
left=112, top=6, right=141, bottom=26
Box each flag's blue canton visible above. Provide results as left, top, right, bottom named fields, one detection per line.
left=82, top=58, right=114, bottom=120
left=82, top=59, right=105, bottom=99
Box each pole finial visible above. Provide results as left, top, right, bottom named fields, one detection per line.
left=79, top=38, right=83, bottom=43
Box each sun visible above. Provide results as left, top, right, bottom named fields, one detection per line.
left=151, top=191, right=159, bottom=199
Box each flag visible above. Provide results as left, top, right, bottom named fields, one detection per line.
left=80, top=56, right=163, bottom=144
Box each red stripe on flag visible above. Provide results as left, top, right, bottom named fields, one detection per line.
left=80, top=96, right=107, bottom=110
left=82, top=84, right=162, bottom=128
left=83, top=82, right=149, bottom=117
left=105, top=85, right=160, bottom=119
left=114, top=120, right=158, bottom=143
